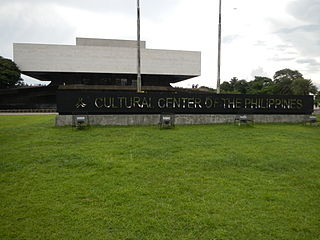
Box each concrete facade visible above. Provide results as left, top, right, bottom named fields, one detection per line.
left=76, top=37, right=146, bottom=48
left=13, top=38, right=201, bottom=82
left=56, top=114, right=310, bottom=126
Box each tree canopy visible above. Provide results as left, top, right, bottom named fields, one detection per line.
left=274, top=68, right=303, bottom=82
left=0, top=56, right=23, bottom=89
left=220, top=68, right=318, bottom=96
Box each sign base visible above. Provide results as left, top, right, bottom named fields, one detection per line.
left=55, top=114, right=310, bottom=126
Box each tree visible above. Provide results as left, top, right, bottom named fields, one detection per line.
left=217, top=69, right=317, bottom=96
left=273, top=68, right=303, bottom=82
left=220, top=77, right=240, bottom=93
left=234, top=79, right=248, bottom=94
left=275, top=78, right=294, bottom=95
left=0, top=56, right=23, bottom=89
left=273, top=69, right=304, bottom=95
left=273, top=69, right=317, bottom=95
left=220, top=81, right=233, bottom=92
left=291, top=78, right=317, bottom=95
left=229, top=77, right=239, bottom=90
left=247, top=76, right=274, bottom=94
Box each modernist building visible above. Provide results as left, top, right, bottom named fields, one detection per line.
left=13, top=38, right=201, bottom=87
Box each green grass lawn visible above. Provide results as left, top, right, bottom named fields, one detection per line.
left=0, top=115, right=319, bottom=240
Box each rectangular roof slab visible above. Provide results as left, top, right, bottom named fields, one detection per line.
left=13, top=38, right=201, bottom=82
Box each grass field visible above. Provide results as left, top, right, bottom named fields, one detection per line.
left=0, top=115, right=319, bottom=239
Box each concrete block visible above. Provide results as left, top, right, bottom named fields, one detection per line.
left=55, top=114, right=310, bottom=126
left=13, top=41, right=201, bottom=77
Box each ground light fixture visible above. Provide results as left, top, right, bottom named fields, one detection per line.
left=159, top=114, right=175, bottom=129
left=74, top=116, right=88, bottom=129
left=305, top=115, right=318, bottom=126
left=234, top=115, right=254, bottom=126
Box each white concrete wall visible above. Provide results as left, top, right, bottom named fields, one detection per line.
left=13, top=42, right=201, bottom=77
left=76, top=38, right=146, bottom=48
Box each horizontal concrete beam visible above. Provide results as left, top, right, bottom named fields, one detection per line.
left=56, top=114, right=310, bottom=126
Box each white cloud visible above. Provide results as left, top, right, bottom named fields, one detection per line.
left=0, top=2, right=75, bottom=57
left=0, top=0, right=319, bottom=86
left=251, top=67, right=269, bottom=79
left=270, top=0, right=320, bottom=81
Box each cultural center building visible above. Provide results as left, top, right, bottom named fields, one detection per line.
left=13, top=37, right=201, bottom=87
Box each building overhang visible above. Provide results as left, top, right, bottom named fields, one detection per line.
left=21, top=71, right=197, bottom=86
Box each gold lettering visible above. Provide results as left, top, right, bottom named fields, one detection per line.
left=245, top=98, right=251, bottom=108
left=95, top=98, right=103, bottom=108
left=221, top=98, right=228, bottom=108
left=111, top=98, right=118, bottom=108
left=205, top=97, right=213, bottom=108
left=214, top=99, right=219, bottom=108
left=158, top=98, right=165, bottom=108
left=297, top=99, right=303, bottom=109
left=283, top=99, right=289, bottom=109
left=229, top=98, right=236, bottom=109
left=173, top=98, right=181, bottom=108
left=236, top=98, right=242, bottom=109
left=104, top=97, right=112, bottom=108
left=195, top=98, right=202, bottom=108
left=166, top=98, right=173, bottom=108
left=125, top=98, right=133, bottom=109
left=188, top=98, right=195, bottom=109
left=141, top=97, right=150, bottom=108
left=275, top=99, right=282, bottom=108
left=251, top=98, right=258, bottom=108
left=148, top=97, right=152, bottom=108
left=118, top=97, right=126, bottom=108
left=269, top=99, right=275, bottom=108
left=181, top=98, right=188, bottom=108
left=133, top=97, right=141, bottom=108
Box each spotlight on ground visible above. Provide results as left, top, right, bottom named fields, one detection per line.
left=305, top=115, right=318, bottom=126
left=159, top=114, right=175, bottom=129
left=234, top=115, right=254, bottom=126
left=74, top=116, right=88, bottom=129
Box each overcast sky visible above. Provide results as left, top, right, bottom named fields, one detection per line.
left=0, top=0, right=319, bottom=88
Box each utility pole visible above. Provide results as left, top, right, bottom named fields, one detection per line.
left=137, top=0, right=142, bottom=93
left=217, top=0, right=222, bottom=93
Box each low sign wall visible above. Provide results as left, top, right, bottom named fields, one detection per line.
left=56, top=114, right=310, bottom=126
left=57, top=90, right=313, bottom=115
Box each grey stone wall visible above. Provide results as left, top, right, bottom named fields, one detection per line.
left=56, top=114, right=310, bottom=126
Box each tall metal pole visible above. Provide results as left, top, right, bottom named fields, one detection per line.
left=217, top=0, right=222, bottom=93
left=137, top=0, right=142, bottom=93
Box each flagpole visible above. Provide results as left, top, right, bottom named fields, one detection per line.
left=137, top=0, right=142, bottom=93
left=217, top=0, right=222, bottom=93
